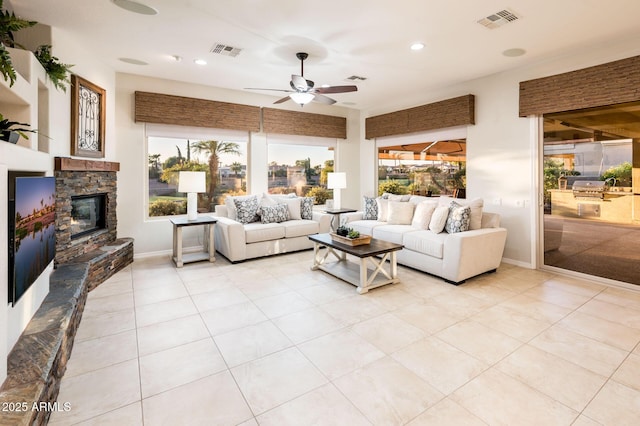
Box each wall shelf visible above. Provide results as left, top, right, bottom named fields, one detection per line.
left=0, top=47, right=50, bottom=153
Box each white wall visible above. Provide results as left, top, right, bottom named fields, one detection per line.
left=115, top=73, right=355, bottom=256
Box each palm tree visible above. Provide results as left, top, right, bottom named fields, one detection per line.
left=230, top=161, right=243, bottom=177
left=191, top=140, right=241, bottom=199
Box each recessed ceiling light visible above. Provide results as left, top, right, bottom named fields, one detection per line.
left=410, top=42, right=425, bottom=51
left=502, top=48, right=526, bottom=57
left=194, top=59, right=207, bottom=65
left=112, top=0, right=158, bottom=15
left=119, top=57, right=148, bottom=65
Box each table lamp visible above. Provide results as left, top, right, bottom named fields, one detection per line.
left=327, top=172, right=347, bottom=210
left=178, top=171, right=206, bottom=220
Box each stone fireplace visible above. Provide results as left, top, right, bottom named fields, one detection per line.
left=54, top=158, right=119, bottom=265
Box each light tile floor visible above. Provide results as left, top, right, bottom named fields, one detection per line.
left=49, top=251, right=640, bottom=425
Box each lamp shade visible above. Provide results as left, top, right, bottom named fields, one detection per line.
left=327, top=172, right=347, bottom=189
left=178, top=171, right=206, bottom=193
left=289, top=92, right=314, bottom=105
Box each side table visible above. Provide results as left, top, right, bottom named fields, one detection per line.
left=170, top=216, right=217, bottom=267
left=324, top=208, right=357, bottom=231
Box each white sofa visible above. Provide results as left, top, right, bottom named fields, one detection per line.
left=213, top=194, right=332, bottom=262
left=343, top=195, right=507, bottom=284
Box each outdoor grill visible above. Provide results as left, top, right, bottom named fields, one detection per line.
left=572, top=180, right=607, bottom=200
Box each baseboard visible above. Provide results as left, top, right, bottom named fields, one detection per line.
left=500, top=257, right=534, bottom=269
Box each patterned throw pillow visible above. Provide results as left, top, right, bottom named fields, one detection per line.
left=445, top=201, right=471, bottom=233
left=234, top=196, right=260, bottom=224
left=300, top=197, right=315, bottom=220
left=260, top=203, right=290, bottom=224
left=363, top=196, right=378, bottom=220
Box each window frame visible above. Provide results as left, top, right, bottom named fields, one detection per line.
left=144, top=124, right=249, bottom=220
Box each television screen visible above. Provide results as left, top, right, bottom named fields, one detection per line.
left=8, top=176, right=56, bottom=305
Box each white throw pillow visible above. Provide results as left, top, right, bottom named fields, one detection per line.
left=281, top=197, right=302, bottom=220
left=261, top=192, right=277, bottom=207
left=386, top=193, right=412, bottom=201
left=411, top=201, right=438, bottom=229
left=376, top=198, right=389, bottom=221
left=387, top=201, right=415, bottom=225
left=429, top=206, right=449, bottom=233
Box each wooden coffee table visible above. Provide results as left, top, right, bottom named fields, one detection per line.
left=308, top=233, right=403, bottom=294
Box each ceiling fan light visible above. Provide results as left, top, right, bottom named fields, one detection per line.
left=290, top=92, right=314, bottom=105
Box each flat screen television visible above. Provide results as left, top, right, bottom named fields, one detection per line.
left=8, top=174, right=56, bottom=306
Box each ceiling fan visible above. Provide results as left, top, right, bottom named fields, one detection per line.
left=245, top=52, right=358, bottom=106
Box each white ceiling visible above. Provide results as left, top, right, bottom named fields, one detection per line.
left=10, top=0, right=640, bottom=110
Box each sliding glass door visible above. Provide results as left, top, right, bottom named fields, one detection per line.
left=542, top=101, right=640, bottom=285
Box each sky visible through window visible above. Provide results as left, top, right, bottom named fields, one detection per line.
left=149, top=138, right=332, bottom=167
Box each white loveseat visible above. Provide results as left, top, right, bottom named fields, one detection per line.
left=214, top=193, right=332, bottom=262
left=343, top=195, right=507, bottom=284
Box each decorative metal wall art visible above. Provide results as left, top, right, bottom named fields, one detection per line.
left=71, top=75, right=106, bottom=158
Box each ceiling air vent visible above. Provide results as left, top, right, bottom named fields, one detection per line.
left=210, top=43, right=242, bottom=57
left=346, top=75, right=367, bottom=81
left=477, top=9, right=519, bottom=29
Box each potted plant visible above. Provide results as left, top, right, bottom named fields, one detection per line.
left=33, top=44, right=73, bottom=92
left=0, top=0, right=36, bottom=86
left=0, top=112, right=37, bottom=143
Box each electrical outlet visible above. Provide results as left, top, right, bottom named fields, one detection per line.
left=493, top=198, right=502, bottom=205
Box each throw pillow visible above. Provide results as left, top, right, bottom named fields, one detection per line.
left=281, top=197, right=302, bottom=220
left=438, top=196, right=483, bottom=230
left=386, top=193, right=412, bottom=202
left=376, top=198, right=389, bottom=221
left=225, top=194, right=260, bottom=221
left=300, top=197, right=314, bottom=220
left=363, top=196, right=378, bottom=220
left=260, top=203, right=290, bottom=224
left=234, top=195, right=260, bottom=224
left=429, top=206, right=449, bottom=233
left=387, top=201, right=415, bottom=225
left=445, top=201, right=471, bottom=233
left=411, top=201, right=438, bottom=229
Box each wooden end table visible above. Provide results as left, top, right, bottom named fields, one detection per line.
left=308, top=233, right=403, bottom=294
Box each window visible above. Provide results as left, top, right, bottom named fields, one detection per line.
left=147, top=131, right=247, bottom=217
left=267, top=138, right=335, bottom=205
left=377, top=140, right=466, bottom=197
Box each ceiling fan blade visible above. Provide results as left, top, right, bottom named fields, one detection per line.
left=273, top=95, right=292, bottom=104
left=312, top=93, right=337, bottom=105
left=291, top=75, right=310, bottom=91
left=314, top=85, right=358, bottom=94
left=245, top=87, right=293, bottom=93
